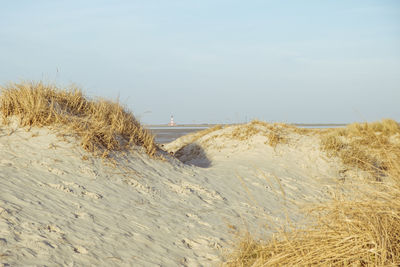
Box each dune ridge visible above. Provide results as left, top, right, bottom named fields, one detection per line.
left=0, top=81, right=156, bottom=157
left=1, top=82, right=399, bottom=266
left=220, top=120, right=400, bottom=266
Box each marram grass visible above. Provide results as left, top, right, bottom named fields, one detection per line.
left=224, top=119, right=400, bottom=266
left=224, top=187, right=400, bottom=266
left=320, top=119, right=400, bottom=178
left=0, top=81, right=157, bottom=157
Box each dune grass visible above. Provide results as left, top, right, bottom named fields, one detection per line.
left=170, top=120, right=302, bottom=164
left=228, top=120, right=290, bottom=147
left=198, top=120, right=292, bottom=148
left=169, top=121, right=293, bottom=161
left=320, top=119, right=400, bottom=177
left=228, top=120, right=313, bottom=147
left=191, top=124, right=223, bottom=143
left=166, top=125, right=223, bottom=155
left=225, top=187, right=400, bottom=266
left=224, top=119, right=400, bottom=266
left=0, top=81, right=157, bottom=157
left=227, top=120, right=289, bottom=147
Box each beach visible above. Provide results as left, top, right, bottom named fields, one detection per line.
left=2, top=0, right=399, bottom=264
left=0, top=120, right=350, bottom=266
left=0, top=83, right=398, bottom=266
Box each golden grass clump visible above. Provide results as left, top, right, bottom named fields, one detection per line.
left=192, top=124, right=223, bottom=142
left=320, top=119, right=400, bottom=177
left=224, top=119, right=400, bottom=266
left=229, top=120, right=290, bottom=147
left=175, top=125, right=223, bottom=148
left=0, top=81, right=157, bottom=157
left=225, top=186, right=400, bottom=266
left=171, top=120, right=294, bottom=154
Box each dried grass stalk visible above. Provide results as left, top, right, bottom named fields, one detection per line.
left=224, top=119, right=400, bottom=266
left=225, top=187, right=400, bottom=266
left=320, top=119, right=400, bottom=177
left=0, top=81, right=157, bottom=157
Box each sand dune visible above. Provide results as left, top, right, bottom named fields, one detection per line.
left=0, top=119, right=350, bottom=266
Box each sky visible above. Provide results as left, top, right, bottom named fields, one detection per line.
left=1, top=0, right=399, bottom=124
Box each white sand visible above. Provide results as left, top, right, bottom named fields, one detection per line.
left=0, top=122, right=347, bottom=266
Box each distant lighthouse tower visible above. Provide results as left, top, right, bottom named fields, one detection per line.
left=168, top=115, right=176, bottom=126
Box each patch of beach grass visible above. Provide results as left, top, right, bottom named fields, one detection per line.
left=166, top=125, right=223, bottom=154
left=169, top=120, right=301, bottom=163
left=198, top=120, right=296, bottom=147
left=0, top=81, right=157, bottom=157
left=224, top=119, right=400, bottom=266
left=192, top=124, right=223, bottom=142
left=227, top=120, right=313, bottom=147
left=229, top=120, right=289, bottom=147
left=320, top=119, right=400, bottom=177
left=225, top=185, right=400, bottom=266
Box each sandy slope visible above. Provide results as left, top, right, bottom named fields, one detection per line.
left=0, top=123, right=346, bottom=266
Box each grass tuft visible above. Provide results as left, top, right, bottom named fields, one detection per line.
left=225, top=187, right=400, bottom=266
left=229, top=120, right=291, bottom=147
left=224, top=119, right=400, bottom=266
left=320, top=119, right=400, bottom=177
left=0, top=81, right=157, bottom=157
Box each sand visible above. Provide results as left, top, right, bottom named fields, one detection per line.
left=0, top=122, right=348, bottom=266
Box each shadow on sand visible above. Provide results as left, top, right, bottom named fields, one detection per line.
left=173, top=143, right=212, bottom=168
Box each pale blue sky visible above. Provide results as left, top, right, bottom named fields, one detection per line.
left=1, top=0, right=399, bottom=124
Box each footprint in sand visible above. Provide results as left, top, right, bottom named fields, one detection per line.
left=43, top=224, right=63, bottom=234
left=47, top=167, right=66, bottom=176
left=47, top=183, right=74, bottom=193
left=62, top=182, right=103, bottom=199
left=79, top=165, right=98, bottom=178
left=81, top=191, right=103, bottom=199
left=46, top=182, right=103, bottom=200
left=166, top=181, right=226, bottom=204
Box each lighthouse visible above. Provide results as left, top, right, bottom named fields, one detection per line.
left=168, top=115, right=176, bottom=126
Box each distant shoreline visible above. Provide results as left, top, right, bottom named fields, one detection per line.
left=145, top=123, right=348, bottom=128
left=147, top=123, right=349, bottom=144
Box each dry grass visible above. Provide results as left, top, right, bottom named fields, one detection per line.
left=225, top=187, right=400, bottom=266
left=224, top=119, right=400, bottom=266
left=228, top=120, right=292, bottom=147
left=192, top=124, right=223, bottom=143
left=320, top=119, right=400, bottom=177
left=0, top=81, right=157, bottom=157
left=170, top=120, right=302, bottom=161
left=166, top=125, right=223, bottom=155
left=170, top=120, right=299, bottom=154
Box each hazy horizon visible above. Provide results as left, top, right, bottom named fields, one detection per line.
left=1, top=1, right=399, bottom=124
